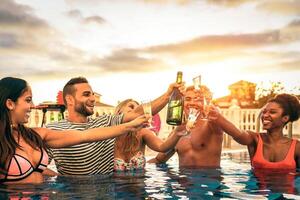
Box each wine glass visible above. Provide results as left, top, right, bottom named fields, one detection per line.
left=141, top=100, right=154, bottom=128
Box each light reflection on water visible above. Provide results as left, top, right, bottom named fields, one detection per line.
left=1, top=151, right=299, bottom=199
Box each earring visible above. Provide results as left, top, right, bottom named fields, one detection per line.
left=10, top=124, right=18, bottom=131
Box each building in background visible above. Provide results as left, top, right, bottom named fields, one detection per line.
left=214, top=80, right=256, bottom=108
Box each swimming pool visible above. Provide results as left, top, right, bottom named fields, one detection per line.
left=1, top=150, right=299, bottom=199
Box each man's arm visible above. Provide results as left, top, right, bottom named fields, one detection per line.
left=122, top=82, right=185, bottom=123
left=147, top=149, right=176, bottom=164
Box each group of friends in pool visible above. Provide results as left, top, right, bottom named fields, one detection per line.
left=0, top=76, right=299, bottom=185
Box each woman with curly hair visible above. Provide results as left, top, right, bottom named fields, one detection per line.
left=209, top=93, right=300, bottom=169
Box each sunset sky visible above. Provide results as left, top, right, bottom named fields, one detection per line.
left=1, top=0, right=300, bottom=105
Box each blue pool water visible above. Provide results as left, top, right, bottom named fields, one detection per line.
left=1, top=150, right=299, bottom=199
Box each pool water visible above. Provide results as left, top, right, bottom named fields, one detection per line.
left=1, top=150, right=299, bottom=200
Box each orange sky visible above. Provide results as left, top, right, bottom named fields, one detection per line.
left=1, top=0, right=300, bottom=105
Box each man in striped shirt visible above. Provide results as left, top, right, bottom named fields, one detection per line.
left=47, top=76, right=183, bottom=175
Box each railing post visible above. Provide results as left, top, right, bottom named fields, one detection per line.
left=256, top=111, right=261, bottom=133
left=228, top=103, right=240, bottom=149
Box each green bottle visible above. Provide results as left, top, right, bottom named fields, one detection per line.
left=50, top=111, right=55, bottom=122
left=58, top=112, right=63, bottom=121
left=166, top=71, right=184, bottom=125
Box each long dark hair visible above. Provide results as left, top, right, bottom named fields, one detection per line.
left=0, top=77, right=45, bottom=173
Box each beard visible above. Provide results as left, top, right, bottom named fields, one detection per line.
left=74, top=101, right=94, bottom=117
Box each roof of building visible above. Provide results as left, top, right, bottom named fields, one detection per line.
left=229, top=80, right=256, bottom=88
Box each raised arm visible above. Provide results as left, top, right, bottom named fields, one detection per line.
left=122, top=82, right=185, bottom=122
left=35, top=115, right=149, bottom=148
left=208, top=106, right=256, bottom=145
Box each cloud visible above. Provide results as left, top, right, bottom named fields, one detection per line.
left=0, top=0, right=48, bottom=28
left=95, top=21, right=300, bottom=72
left=0, top=33, right=18, bottom=48
left=87, top=49, right=169, bottom=72
left=143, top=31, right=281, bottom=56
left=0, top=0, right=55, bottom=54
left=66, top=9, right=82, bottom=18
left=205, top=0, right=255, bottom=7
left=64, top=0, right=102, bottom=6
left=142, top=0, right=194, bottom=5
left=257, top=1, right=300, bottom=15
left=82, top=16, right=105, bottom=25
left=86, top=31, right=281, bottom=73
left=279, top=59, right=300, bottom=71
left=1, top=0, right=299, bottom=80
left=288, top=19, right=300, bottom=27
left=66, top=9, right=105, bottom=25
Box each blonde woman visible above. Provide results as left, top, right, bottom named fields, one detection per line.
left=114, top=99, right=185, bottom=171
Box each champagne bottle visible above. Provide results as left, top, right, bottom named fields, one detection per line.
left=166, top=71, right=184, bottom=125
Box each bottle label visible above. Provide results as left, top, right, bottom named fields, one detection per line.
left=168, top=100, right=183, bottom=120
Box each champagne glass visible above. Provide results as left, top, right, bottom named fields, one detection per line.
left=192, top=75, right=201, bottom=90
left=185, top=107, right=200, bottom=135
left=141, top=100, right=154, bottom=128
left=203, top=92, right=213, bottom=119
left=192, top=75, right=204, bottom=119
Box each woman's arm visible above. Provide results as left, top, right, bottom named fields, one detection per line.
left=122, top=82, right=185, bottom=122
left=142, top=126, right=186, bottom=153
left=208, top=106, right=256, bottom=145
left=35, top=115, right=148, bottom=148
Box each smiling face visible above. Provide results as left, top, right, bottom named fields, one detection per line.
left=261, top=102, right=288, bottom=131
left=184, top=89, right=203, bottom=115
left=9, top=87, right=33, bottom=125
left=72, top=83, right=95, bottom=117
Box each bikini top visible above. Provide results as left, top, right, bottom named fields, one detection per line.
left=0, top=147, right=49, bottom=182
left=114, top=151, right=146, bottom=171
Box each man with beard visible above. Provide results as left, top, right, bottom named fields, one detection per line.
left=47, top=77, right=183, bottom=175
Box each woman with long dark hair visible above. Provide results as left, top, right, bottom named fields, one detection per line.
left=0, top=77, right=148, bottom=184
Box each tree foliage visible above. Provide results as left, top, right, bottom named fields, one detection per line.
left=255, top=82, right=285, bottom=108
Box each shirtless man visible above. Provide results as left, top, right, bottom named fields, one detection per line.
left=148, top=86, right=224, bottom=168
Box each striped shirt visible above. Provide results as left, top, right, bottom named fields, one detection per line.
left=46, top=114, right=123, bottom=175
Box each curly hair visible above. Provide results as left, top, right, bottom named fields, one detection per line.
left=268, top=93, right=300, bottom=123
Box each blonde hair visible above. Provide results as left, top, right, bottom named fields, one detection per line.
left=114, top=99, right=140, bottom=155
